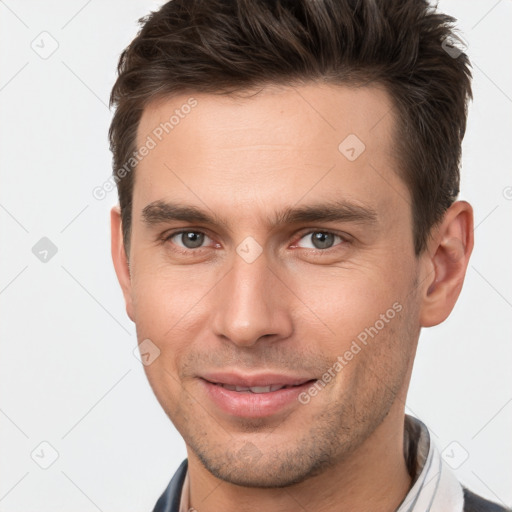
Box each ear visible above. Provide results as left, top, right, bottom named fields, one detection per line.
left=419, top=200, right=474, bottom=327
left=111, top=205, right=135, bottom=322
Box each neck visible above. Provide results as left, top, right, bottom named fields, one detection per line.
left=186, top=408, right=413, bottom=512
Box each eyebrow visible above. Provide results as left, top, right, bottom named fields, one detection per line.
left=141, top=199, right=379, bottom=230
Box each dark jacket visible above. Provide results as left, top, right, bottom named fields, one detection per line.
left=152, top=459, right=510, bottom=512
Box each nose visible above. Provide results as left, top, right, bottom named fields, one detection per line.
left=211, top=249, right=293, bottom=348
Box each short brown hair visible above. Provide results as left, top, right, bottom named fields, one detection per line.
left=109, top=0, right=472, bottom=255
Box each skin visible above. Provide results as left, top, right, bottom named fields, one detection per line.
left=111, top=83, right=474, bottom=512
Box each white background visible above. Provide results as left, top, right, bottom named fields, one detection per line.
left=0, top=1, right=511, bottom=510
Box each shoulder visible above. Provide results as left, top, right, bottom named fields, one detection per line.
left=152, top=459, right=188, bottom=512
left=463, top=487, right=511, bottom=512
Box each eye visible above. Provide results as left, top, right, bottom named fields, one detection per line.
left=167, top=230, right=212, bottom=250
left=294, top=231, right=345, bottom=250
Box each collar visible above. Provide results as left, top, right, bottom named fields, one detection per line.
left=396, top=414, right=463, bottom=511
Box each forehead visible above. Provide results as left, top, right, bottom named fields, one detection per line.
left=133, top=83, right=408, bottom=226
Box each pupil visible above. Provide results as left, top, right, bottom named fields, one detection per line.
left=312, top=232, right=334, bottom=249
left=182, top=232, right=204, bottom=248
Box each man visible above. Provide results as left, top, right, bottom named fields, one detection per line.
left=108, top=1, right=509, bottom=511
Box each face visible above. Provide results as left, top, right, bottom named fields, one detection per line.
left=117, top=83, right=425, bottom=487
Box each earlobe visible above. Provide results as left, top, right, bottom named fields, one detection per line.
left=419, top=201, right=474, bottom=327
left=110, top=206, right=135, bottom=322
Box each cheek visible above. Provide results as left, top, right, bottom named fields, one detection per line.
left=311, top=280, right=416, bottom=410
left=130, top=262, right=224, bottom=395
left=130, top=267, right=206, bottom=409
left=131, top=259, right=214, bottom=335
left=290, top=263, right=410, bottom=351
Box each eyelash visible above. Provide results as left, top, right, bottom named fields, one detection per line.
left=162, top=229, right=350, bottom=255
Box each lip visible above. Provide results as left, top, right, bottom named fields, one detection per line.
left=199, top=374, right=317, bottom=418
left=200, top=372, right=314, bottom=388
